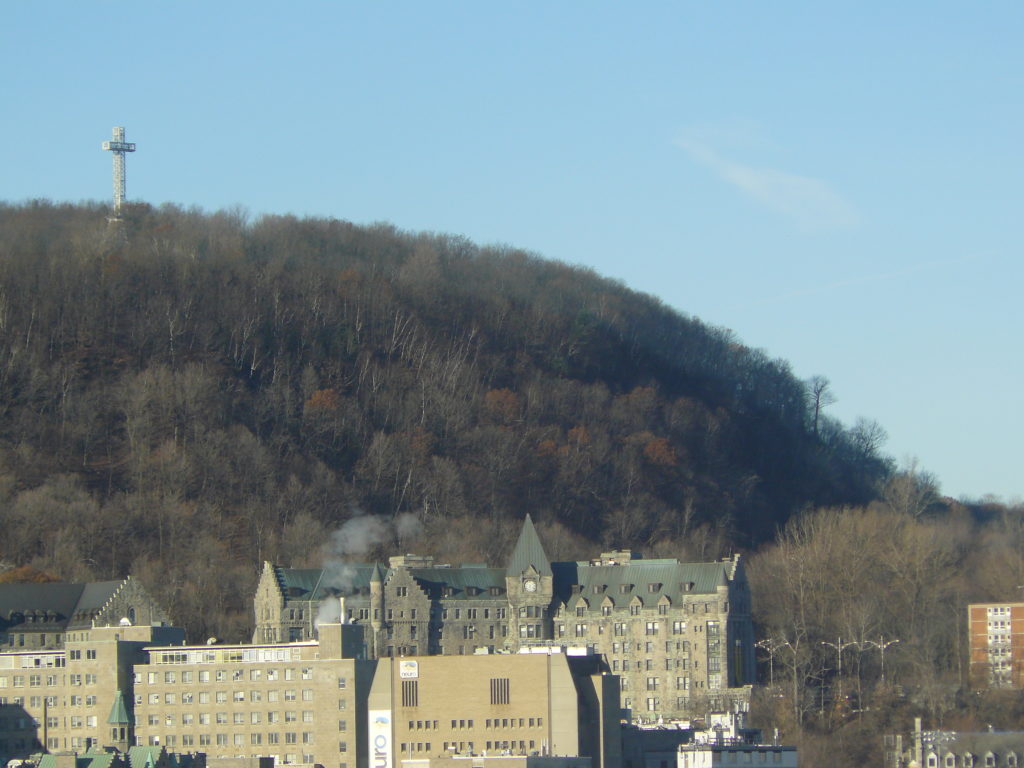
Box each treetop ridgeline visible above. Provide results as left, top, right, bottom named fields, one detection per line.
left=0, top=200, right=890, bottom=641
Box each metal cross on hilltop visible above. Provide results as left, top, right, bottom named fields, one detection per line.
left=101, top=126, right=136, bottom=212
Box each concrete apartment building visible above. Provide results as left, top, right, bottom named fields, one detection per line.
left=0, top=622, right=183, bottom=758
left=968, top=603, right=1024, bottom=688
left=0, top=609, right=619, bottom=768
left=253, top=516, right=755, bottom=720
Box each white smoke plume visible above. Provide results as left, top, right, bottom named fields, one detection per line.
left=315, top=512, right=423, bottom=627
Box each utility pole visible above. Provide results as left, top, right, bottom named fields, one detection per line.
left=101, top=126, right=136, bottom=213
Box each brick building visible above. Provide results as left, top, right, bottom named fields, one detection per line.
left=968, top=602, right=1024, bottom=688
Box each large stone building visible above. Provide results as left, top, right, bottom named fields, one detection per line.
left=253, top=516, right=755, bottom=719
left=0, top=578, right=170, bottom=652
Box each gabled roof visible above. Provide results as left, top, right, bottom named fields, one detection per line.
left=128, top=746, right=166, bottom=768
left=275, top=565, right=378, bottom=601
left=552, top=560, right=732, bottom=606
left=411, top=568, right=505, bottom=599
left=0, top=580, right=124, bottom=632
left=505, top=514, right=552, bottom=578
left=30, top=751, right=119, bottom=768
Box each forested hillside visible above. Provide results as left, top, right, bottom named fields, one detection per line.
left=0, top=201, right=891, bottom=640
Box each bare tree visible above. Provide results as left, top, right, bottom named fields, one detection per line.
left=806, top=375, right=837, bottom=435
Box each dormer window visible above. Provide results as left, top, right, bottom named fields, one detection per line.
left=620, top=584, right=633, bottom=594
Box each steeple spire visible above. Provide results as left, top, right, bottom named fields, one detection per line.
left=505, top=514, right=552, bottom=578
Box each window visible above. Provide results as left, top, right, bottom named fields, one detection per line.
left=490, top=678, right=510, bottom=706
left=402, top=680, right=419, bottom=707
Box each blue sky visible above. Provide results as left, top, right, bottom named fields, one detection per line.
left=2, top=2, right=1021, bottom=502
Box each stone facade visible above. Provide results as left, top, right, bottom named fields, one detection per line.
left=0, top=579, right=169, bottom=653
left=252, top=517, right=755, bottom=720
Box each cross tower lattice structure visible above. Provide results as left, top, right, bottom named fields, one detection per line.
left=101, top=126, right=136, bottom=212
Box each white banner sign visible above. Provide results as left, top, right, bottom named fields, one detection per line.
left=369, top=709, right=392, bottom=768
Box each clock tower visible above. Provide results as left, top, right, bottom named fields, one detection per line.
left=505, top=514, right=554, bottom=647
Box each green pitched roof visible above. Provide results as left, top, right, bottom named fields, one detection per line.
left=411, top=568, right=505, bottom=599
left=505, top=514, right=552, bottom=578
left=107, top=690, right=131, bottom=725
left=128, top=746, right=165, bottom=768
left=369, top=562, right=385, bottom=584
left=553, top=559, right=732, bottom=606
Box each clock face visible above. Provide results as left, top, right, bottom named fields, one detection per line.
left=523, top=579, right=537, bottom=593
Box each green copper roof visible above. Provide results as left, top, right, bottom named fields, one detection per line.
left=505, top=514, right=552, bottom=578
left=128, top=746, right=165, bottom=768
left=552, top=560, right=732, bottom=606
left=369, top=562, right=385, bottom=584
left=107, top=690, right=131, bottom=725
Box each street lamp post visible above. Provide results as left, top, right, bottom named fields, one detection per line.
left=820, top=636, right=861, bottom=712
left=864, top=636, right=901, bottom=684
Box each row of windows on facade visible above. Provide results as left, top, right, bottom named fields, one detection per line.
left=559, top=619, right=714, bottom=637
left=401, top=740, right=542, bottom=753
left=404, top=717, right=546, bottom=730
left=924, top=751, right=1019, bottom=767
left=565, top=601, right=726, bottom=616
left=366, top=603, right=724, bottom=623
left=141, top=710, right=323, bottom=725
left=153, top=649, right=304, bottom=665
left=136, top=667, right=334, bottom=684
left=618, top=674, right=723, bottom=696
left=140, top=732, right=328, bottom=749
left=0, top=694, right=97, bottom=710
left=0, top=674, right=96, bottom=688
left=609, top=656, right=719, bottom=673
left=620, top=696, right=717, bottom=712
left=138, top=689, right=324, bottom=705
